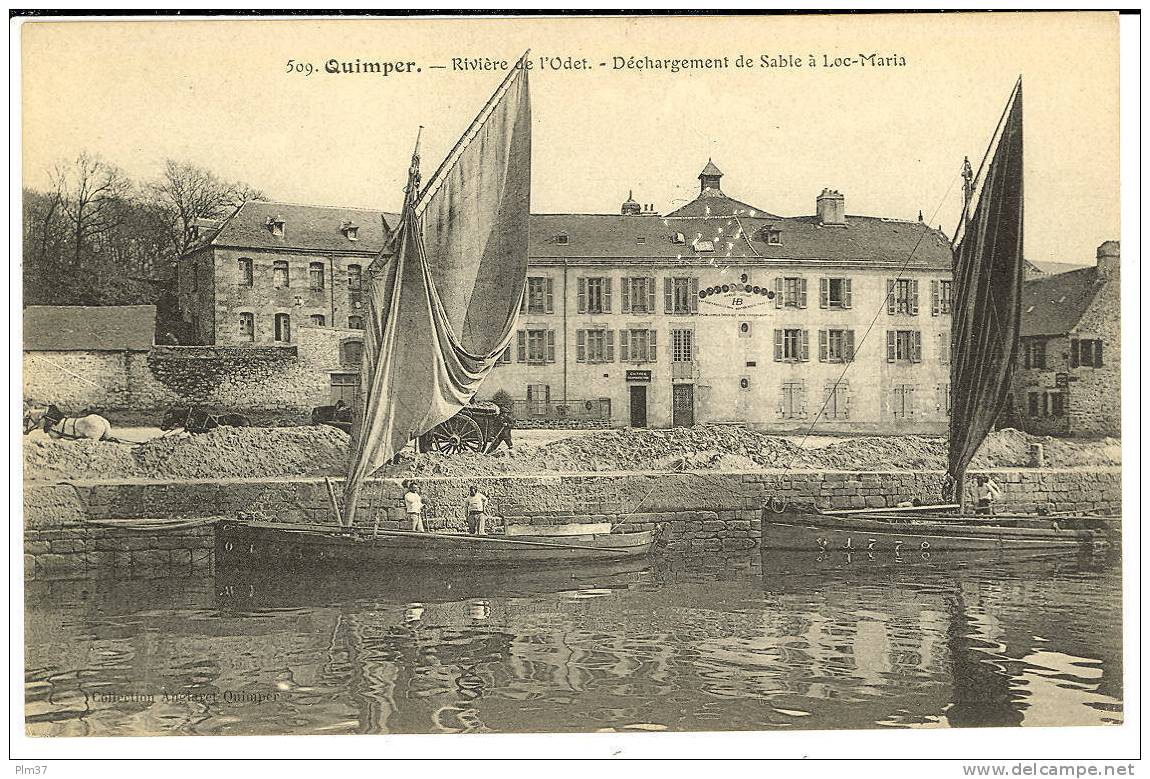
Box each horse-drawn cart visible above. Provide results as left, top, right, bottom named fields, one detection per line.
left=418, top=402, right=509, bottom=454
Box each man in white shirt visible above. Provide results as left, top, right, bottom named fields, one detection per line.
left=404, top=481, right=426, bottom=532
left=464, top=486, right=489, bottom=535
left=974, top=475, right=1002, bottom=515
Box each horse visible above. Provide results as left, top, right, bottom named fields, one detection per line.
left=23, top=404, right=119, bottom=442
left=160, top=405, right=251, bottom=434
left=311, top=401, right=352, bottom=433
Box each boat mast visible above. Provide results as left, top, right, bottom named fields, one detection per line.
left=954, top=155, right=975, bottom=512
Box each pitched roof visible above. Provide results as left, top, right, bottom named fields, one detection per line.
left=665, top=189, right=779, bottom=219
left=200, top=201, right=400, bottom=254
left=191, top=199, right=951, bottom=270
left=1020, top=266, right=1102, bottom=337
left=23, top=305, right=156, bottom=351
left=1028, top=260, right=1091, bottom=277
left=699, top=159, right=723, bottom=178
left=529, top=212, right=952, bottom=269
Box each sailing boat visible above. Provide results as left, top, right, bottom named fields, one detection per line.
left=760, top=79, right=1115, bottom=565
left=218, top=54, right=656, bottom=569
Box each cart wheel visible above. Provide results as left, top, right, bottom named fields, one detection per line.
left=428, top=415, right=484, bottom=454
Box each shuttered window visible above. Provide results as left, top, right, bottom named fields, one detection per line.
left=886, top=330, right=922, bottom=362
left=888, top=279, right=919, bottom=315
left=773, top=329, right=809, bottom=362
left=578, top=277, right=612, bottom=314
left=891, top=384, right=916, bottom=418
left=623, top=277, right=657, bottom=314
left=665, top=277, right=699, bottom=314
left=517, top=329, right=556, bottom=364
left=819, top=278, right=852, bottom=309
left=524, top=277, right=554, bottom=314
left=818, top=329, right=855, bottom=363
left=576, top=329, right=614, bottom=363
left=775, top=277, right=808, bottom=309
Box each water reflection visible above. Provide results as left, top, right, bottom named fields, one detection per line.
left=25, top=550, right=1122, bottom=735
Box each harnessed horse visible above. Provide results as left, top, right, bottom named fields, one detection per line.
left=23, top=404, right=119, bottom=442
left=160, top=405, right=250, bottom=434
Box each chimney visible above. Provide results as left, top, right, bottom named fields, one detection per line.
left=621, top=189, right=641, bottom=216
left=1096, top=240, right=1120, bottom=280
left=816, top=189, right=846, bottom=226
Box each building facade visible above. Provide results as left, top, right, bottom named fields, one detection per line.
left=177, top=162, right=954, bottom=433
left=178, top=202, right=397, bottom=346
left=1007, top=241, right=1121, bottom=437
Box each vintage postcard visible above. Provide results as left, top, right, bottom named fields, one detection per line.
left=13, top=10, right=1134, bottom=766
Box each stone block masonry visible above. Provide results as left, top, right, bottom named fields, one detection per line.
left=24, top=467, right=1121, bottom=580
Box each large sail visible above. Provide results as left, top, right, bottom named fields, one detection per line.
left=947, top=79, right=1024, bottom=500
left=343, top=58, right=531, bottom=526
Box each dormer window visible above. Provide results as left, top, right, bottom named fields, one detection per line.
left=554, top=233, right=569, bottom=245
left=636, top=236, right=647, bottom=245
left=672, top=232, right=686, bottom=245
left=693, top=239, right=715, bottom=252
left=341, top=220, right=359, bottom=241
left=759, top=226, right=782, bottom=245
left=266, top=215, right=285, bottom=237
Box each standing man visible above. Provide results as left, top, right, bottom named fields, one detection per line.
left=404, top=480, right=426, bottom=532
left=464, top=485, right=489, bottom=535
left=974, top=475, right=1002, bottom=515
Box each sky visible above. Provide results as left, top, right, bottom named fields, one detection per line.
left=20, top=12, right=1120, bottom=265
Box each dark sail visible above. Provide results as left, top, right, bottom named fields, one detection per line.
left=947, top=79, right=1024, bottom=499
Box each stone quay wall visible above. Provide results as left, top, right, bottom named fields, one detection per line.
left=24, top=467, right=1121, bottom=580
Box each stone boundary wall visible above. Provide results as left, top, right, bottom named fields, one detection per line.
left=23, top=345, right=329, bottom=424
left=25, top=467, right=1121, bottom=579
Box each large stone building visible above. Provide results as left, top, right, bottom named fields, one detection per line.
left=1007, top=241, right=1121, bottom=437
left=179, top=202, right=398, bottom=345
left=177, top=162, right=955, bottom=433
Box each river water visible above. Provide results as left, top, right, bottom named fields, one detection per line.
left=25, top=551, right=1122, bottom=736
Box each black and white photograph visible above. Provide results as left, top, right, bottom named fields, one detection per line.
left=11, top=10, right=1137, bottom=769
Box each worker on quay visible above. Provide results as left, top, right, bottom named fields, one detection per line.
left=974, top=475, right=1002, bottom=515
left=464, top=485, right=489, bottom=535
left=403, top=480, right=426, bottom=532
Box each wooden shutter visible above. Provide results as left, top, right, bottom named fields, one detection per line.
left=819, top=278, right=829, bottom=308
left=940, top=333, right=950, bottom=365
left=603, top=278, right=613, bottom=313
left=664, top=277, right=673, bottom=313
left=620, top=329, right=630, bottom=361
left=845, top=330, right=855, bottom=361
left=1023, top=342, right=1031, bottom=368
left=649, top=330, right=657, bottom=362
left=886, top=331, right=896, bottom=362
left=774, top=277, right=783, bottom=309
left=773, top=329, right=783, bottom=361
left=517, top=330, right=526, bottom=362
left=621, top=278, right=631, bottom=313
left=577, top=278, right=587, bottom=313
left=912, top=330, right=922, bottom=362
left=647, top=277, right=656, bottom=314
left=546, top=330, right=556, bottom=363
left=800, top=330, right=810, bottom=361
left=843, top=279, right=852, bottom=309
left=605, top=330, right=615, bottom=362
left=887, top=280, right=896, bottom=315
left=1095, top=341, right=1103, bottom=367
left=818, top=330, right=828, bottom=362
left=520, top=289, right=527, bottom=314
left=689, top=278, right=699, bottom=312
left=910, top=280, right=920, bottom=315
left=576, top=329, right=586, bottom=362
left=799, top=278, right=808, bottom=309
left=931, top=280, right=940, bottom=316
left=545, top=278, right=554, bottom=313
left=1069, top=338, right=1079, bottom=368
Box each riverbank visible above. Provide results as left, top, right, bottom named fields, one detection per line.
left=24, top=466, right=1121, bottom=580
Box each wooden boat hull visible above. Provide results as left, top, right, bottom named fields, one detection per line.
left=216, top=520, right=657, bottom=569
left=760, top=509, right=1112, bottom=572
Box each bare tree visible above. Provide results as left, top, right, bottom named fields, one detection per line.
left=147, top=160, right=267, bottom=258
left=51, top=151, right=132, bottom=270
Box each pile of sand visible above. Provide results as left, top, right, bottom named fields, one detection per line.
left=23, top=425, right=351, bottom=482
left=23, top=423, right=1120, bottom=483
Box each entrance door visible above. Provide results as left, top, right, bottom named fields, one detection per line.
left=672, top=384, right=695, bottom=427
left=629, top=385, right=648, bottom=428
